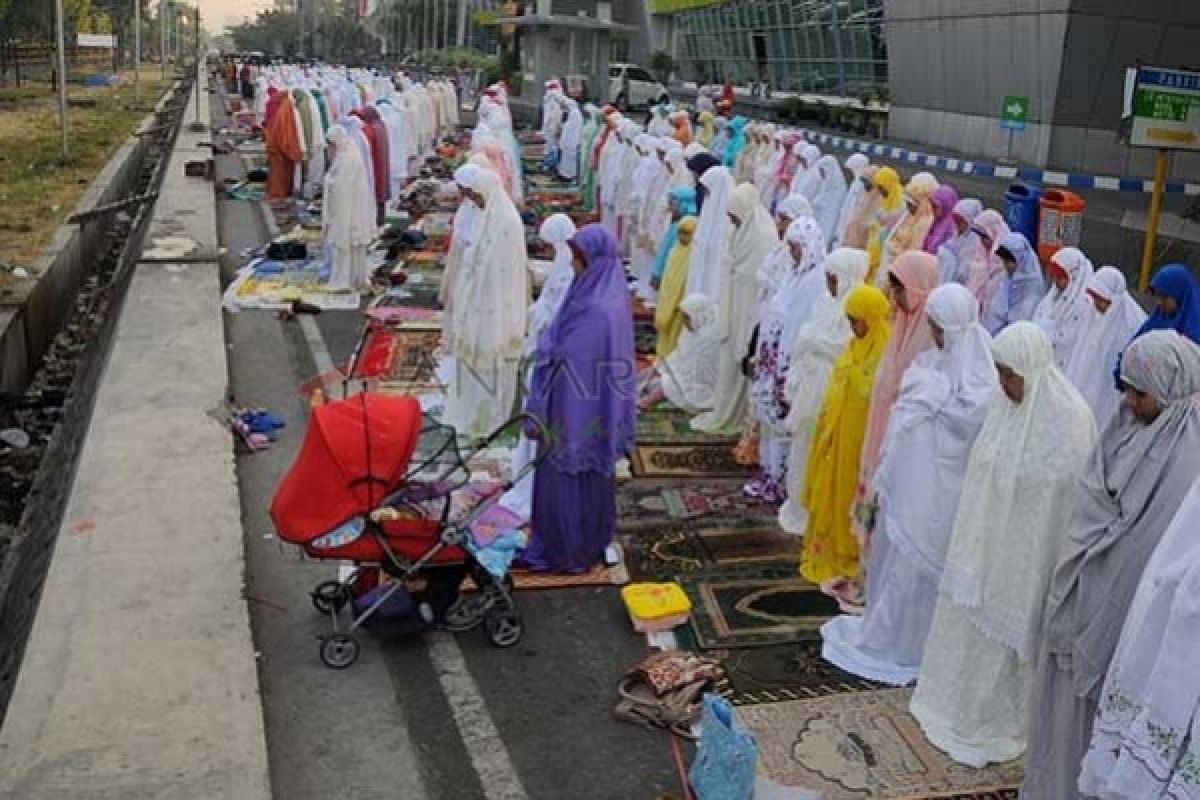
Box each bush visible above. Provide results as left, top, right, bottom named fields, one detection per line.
left=649, top=50, right=675, bottom=84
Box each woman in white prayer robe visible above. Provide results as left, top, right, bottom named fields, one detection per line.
left=692, top=182, right=779, bottom=433
left=909, top=321, right=1095, bottom=768
left=322, top=125, right=376, bottom=291
left=808, top=154, right=849, bottom=247
left=1032, top=246, right=1096, bottom=370
left=684, top=166, right=736, bottom=299
left=556, top=96, right=584, bottom=181
left=443, top=166, right=529, bottom=439
left=1062, top=266, right=1147, bottom=430
left=832, top=154, right=870, bottom=248
left=440, top=160, right=487, bottom=350
left=642, top=294, right=722, bottom=414
left=821, top=283, right=996, bottom=685
left=500, top=214, right=577, bottom=521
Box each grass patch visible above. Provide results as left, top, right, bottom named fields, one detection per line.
left=0, top=70, right=172, bottom=267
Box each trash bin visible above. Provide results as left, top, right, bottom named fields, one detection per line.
left=1037, top=189, right=1087, bottom=266
left=1004, top=183, right=1042, bottom=245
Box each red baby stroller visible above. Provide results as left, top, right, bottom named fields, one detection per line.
left=270, top=392, right=547, bottom=669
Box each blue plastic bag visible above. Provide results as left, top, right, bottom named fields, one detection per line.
left=689, top=693, right=758, bottom=800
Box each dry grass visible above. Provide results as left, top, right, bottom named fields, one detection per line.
left=0, top=69, right=172, bottom=267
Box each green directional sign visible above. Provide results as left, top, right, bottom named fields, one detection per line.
left=1001, top=95, right=1029, bottom=131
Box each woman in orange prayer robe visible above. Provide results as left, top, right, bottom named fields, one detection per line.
left=265, top=91, right=303, bottom=201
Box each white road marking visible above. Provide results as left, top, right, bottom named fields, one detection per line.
left=298, top=314, right=343, bottom=399
left=427, top=632, right=531, bottom=800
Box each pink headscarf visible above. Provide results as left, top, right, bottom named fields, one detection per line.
left=923, top=184, right=960, bottom=254
left=967, top=209, right=1011, bottom=309
left=859, top=250, right=940, bottom=491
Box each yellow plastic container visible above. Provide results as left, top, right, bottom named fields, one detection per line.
left=621, top=582, right=692, bottom=621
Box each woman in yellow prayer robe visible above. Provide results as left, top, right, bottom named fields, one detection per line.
left=654, top=216, right=698, bottom=358
left=800, top=284, right=892, bottom=597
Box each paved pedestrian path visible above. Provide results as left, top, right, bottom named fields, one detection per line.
left=0, top=68, right=270, bottom=800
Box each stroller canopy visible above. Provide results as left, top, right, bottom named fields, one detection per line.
left=271, top=393, right=423, bottom=544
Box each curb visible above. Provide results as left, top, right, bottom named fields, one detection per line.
left=801, top=130, right=1200, bottom=196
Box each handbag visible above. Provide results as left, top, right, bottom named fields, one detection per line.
left=688, top=694, right=758, bottom=800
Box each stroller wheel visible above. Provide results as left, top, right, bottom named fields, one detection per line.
left=484, top=610, right=523, bottom=648
left=311, top=580, right=351, bottom=615
left=319, top=634, right=360, bottom=669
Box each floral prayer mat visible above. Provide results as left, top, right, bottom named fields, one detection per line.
left=736, top=689, right=1024, bottom=799
left=619, top=521, right=798, bottom=582
left=386, top=329, right=442, bottom=385
left=615, top=479, right=778, bottom=530
left=635, top=410, right=740, bottom=446
left=680, top=562, right=840, bottom=649
left=631, top=443, right=755, bottom=480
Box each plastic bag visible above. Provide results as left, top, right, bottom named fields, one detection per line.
left=689, top=694, right=758, bottom=800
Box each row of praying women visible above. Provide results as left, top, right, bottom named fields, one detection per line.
left=612, top=108, right=1200, bottom=796
left=259, top=65, right=460, bottom=290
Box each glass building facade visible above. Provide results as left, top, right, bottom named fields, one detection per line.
left=672, top=0, right=886, bottom=96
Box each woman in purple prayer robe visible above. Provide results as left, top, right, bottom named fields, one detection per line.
left=523, top=224, right=637, bottom=573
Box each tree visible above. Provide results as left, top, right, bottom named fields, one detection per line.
left=649, top=50, right=675, bottom=84
left=229, top=10, right=301, bottom=57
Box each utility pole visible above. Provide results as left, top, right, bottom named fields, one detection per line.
left=134, top=0, right=141, bottom=105
left=456, top=0, right=468, bottom=48
left=54, top=0, right=69, bottom=159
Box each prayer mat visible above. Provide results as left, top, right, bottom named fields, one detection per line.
left=619, top=521, right=797, bottom=582
left=386, top=329, right=442, bottom=384
left=631, top=443, right=753, bottom=479
left=714, top=641, right=883, bottom=706
left=636, top=410, right=739, bottom=445
left=680, top=562, right=839, bottom=649
left=736, top=689, right=1024, bottom=799
left=616, top=479, right=777, bottom=530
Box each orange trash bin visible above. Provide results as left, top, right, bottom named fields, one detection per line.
left=1037, top=189, right=1086, bottom=265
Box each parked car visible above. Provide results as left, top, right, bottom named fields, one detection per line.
left=608, top=63, right=669, bottom=111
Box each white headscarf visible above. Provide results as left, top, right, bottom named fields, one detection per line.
left=526, top=214, right=577, bottom=353
left=789, top=143, right=823, bottom=198
left=937, top=321, right=1096, bottom=661
left=685, top=166, right=735, bottom=299
left=809, top=154, right=849, bottom=246
left=441, top=162, right=485, bottom=316
left=833, top=153, right=870, bottom=247
left=1063, top=266, right=1148, bottom=428
left=875, top=283, right=998, bottom=577
left=1033, top=246, right=1096, bottom=369
left=664, top=143, right=693, bottom=189
left=661, top=293, right=722, bottom=413
left=768, top=216, right=829, bottom=351
left=557, top=96, right=584, bottom=180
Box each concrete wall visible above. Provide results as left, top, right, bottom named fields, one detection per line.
left=884, top=0, right=1200, bottom=179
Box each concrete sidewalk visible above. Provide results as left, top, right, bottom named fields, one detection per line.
left=0, top=69, right=271, bottom=800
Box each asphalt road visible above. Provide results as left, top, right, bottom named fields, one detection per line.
left=211, top=94, right=684, bottom=800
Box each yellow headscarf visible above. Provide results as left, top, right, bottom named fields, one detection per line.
left=800, top=284, right=892, bottom=584
left=655, top=216, right=699, bottom=358
left=866, top=167, right=905, bottom=281
left=696, top=111, right=716, bottom=148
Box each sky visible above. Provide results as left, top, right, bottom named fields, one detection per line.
left=197, top=0, right=276, bottom=33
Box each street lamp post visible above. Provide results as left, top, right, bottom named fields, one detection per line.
left=160, top=0, right=167, bottom=79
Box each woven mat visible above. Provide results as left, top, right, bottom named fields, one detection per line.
left=636, top=409, right=739, bottom=446
left=736, top=689, right=1023, bottom=799
left=713, top=640, right=882, bottom=706
left=631, top=443, right=754, bottom=480
left=616, top=479, right=778, bottom=530
left=680, top=561, right=839, bottom=649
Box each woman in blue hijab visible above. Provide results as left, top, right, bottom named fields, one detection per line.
left=650, top=186, right=698, bottom=289
left=722, top=116, right=749, bottom=168
left=523, top=225, right=637, bottom=573
left=1112, top=262, right=1200, bottom=386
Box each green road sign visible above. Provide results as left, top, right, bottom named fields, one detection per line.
left=1001, top=95, right=1029, bottom=131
